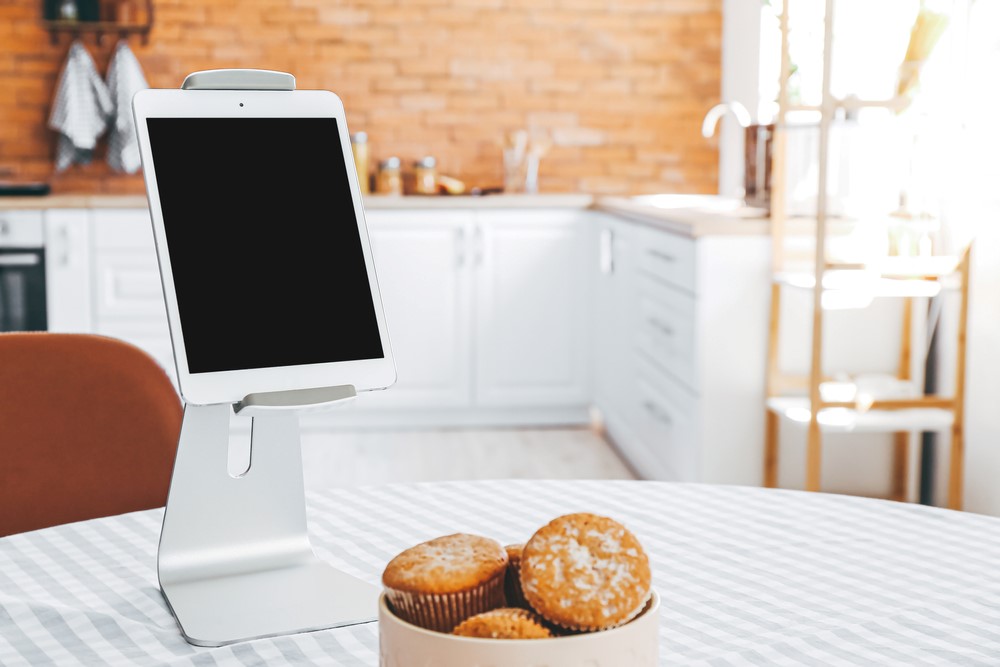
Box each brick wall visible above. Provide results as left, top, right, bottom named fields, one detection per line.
left=0, top=0, right=722, bottom=195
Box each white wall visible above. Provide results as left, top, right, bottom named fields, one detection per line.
left=937, top=0, right=1000, bottom=516
left=963, top=223, right=1000, bottom=516
left=718, top=0, right=763, bottom=199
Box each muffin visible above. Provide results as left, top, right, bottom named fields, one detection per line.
left=382, top=533, right=508, bottom=633
left=452, top=607, right=552, bottom=639
left=519, top=512, right=651, bottom=632
left=503, top=543, right=529, bottom=609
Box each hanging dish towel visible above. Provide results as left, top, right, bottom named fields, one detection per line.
left=105, top=39, right=149, bottom=174
left=48, top=40, right=113, bottom=171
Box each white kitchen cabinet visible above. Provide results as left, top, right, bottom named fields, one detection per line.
left=354, top=210, right=473, bottom=409
left=590, top=211, right=771, bottom=486
left=633, top=369, right=699, bottom=480
left=89, top=208, right=176, bottom=388
left=68, top=206, right=591, bottom=426
left=473, top=210, right=591, bottom=408
left=591, top=215, right=638, bottom=434
left=43, top=209, right=92, bottom=333
left=337, top=207, right=592, bottom=426
left=34, top=200, right=773, bottom=482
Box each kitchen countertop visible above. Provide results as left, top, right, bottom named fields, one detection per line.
left=0, top=194, right=152, bottom=210
left=595, top=194, right=771, bottom=237
left=0, top=191, right=799, bottom=238
left=365, top=193, right=595, bottom=209
left=595, top=195, right=864, bottom=239
left=0, top=193, right=595, bottom=211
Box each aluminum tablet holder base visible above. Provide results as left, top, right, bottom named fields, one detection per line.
left=157, top=69, right=378, bottom=648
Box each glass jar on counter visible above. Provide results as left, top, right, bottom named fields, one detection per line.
left=413, top=156, right=437, bottom=195
left=377, top=157, right=403, bottom=196
left=350, top=132, right=370, bottom=194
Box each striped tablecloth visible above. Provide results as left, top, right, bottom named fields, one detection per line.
left=3, top=479, right=1000, bottom=666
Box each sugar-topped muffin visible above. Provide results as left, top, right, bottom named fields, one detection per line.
left=382, top=533, right=508, bottom=632
left=452, top=607, right=553, bottom=639
left=519, top=512, right=651, bottom=632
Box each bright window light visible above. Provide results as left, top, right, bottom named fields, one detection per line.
left=760, top=0, right=998, bottom=250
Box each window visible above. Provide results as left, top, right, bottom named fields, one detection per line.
left=758, top=0, right=997, bottom=251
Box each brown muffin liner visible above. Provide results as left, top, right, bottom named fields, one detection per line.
left=503, top=556, right=530, bottom=610
left=385, top=570, right=507, bottom=633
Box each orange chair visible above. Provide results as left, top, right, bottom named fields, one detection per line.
left=0, top=332, right=182, bottom=537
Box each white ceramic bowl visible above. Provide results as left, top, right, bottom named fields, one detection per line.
left=378, top=590, right=660, bottom=667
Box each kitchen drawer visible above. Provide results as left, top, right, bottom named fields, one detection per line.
left=0, top=210, right=44, bottom=246
left=94, top=251, right=167, bottom=322
left=634, top=283, right=697, bottom=391
left=633, top=371, right=699, bottom=482
left=634, top=226, right=696, bottom=295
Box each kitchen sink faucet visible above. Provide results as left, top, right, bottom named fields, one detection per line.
left=701, top=101, right=752, bottom=139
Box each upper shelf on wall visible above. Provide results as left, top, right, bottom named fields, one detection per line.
left=42, top=0, right=154, bottom=45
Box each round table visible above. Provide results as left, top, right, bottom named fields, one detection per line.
left=2, top=479, right=1000, bottom=666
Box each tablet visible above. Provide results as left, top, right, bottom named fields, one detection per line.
left=132, top=86, right=396, bottom=406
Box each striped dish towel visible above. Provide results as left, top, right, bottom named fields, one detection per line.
left=105, top=39, right=149, bottom=174
left=48, top=40, right=113, bottom=171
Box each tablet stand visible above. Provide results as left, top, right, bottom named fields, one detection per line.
left=156, top=69, right=379, bottom=647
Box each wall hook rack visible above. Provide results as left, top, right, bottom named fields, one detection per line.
left=42, top=0, right=154, bottom=46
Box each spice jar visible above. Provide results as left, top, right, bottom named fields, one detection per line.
left=351, top=132, right=370, bottom=194
left=413, top=156, right=437, bottom=195
left=377, top=157, right=403, bottom=196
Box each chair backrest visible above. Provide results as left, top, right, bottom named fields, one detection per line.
left=0, top=332, right=183, bottom=537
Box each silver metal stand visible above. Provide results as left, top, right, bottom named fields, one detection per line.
left=157, top=69, right=377, bottom=647
left=158, top=387, right=378, bottom=647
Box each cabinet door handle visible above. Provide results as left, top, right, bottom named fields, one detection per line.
left=473, top=225, right=484, bottom=267
left=456, top=227, right=466, bottom=267
left=649, top=317, right=675, bottom=336
left=55, top=225, right=71, bottom=267
left=0, top=253, right=40, bottom=266
left=643, top=400, right=673, bottom=425
left=599, top=228, right=614, bottom=274
left=649, top=249, right=676, bottom=263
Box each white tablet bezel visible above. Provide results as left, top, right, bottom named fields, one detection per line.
left=132, top=87, right=396, bottom=406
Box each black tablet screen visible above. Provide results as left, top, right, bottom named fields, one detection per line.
left=146, top=117, right=384, bottom=374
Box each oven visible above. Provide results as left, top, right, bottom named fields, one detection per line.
left=0, top=211, right=48, bottom=332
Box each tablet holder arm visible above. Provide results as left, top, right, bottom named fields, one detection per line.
left=157, top=69, right=378, bottom=648
left=181, top=68, right=296, bottom=91
left=234, top=384, right=357, bottom=416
